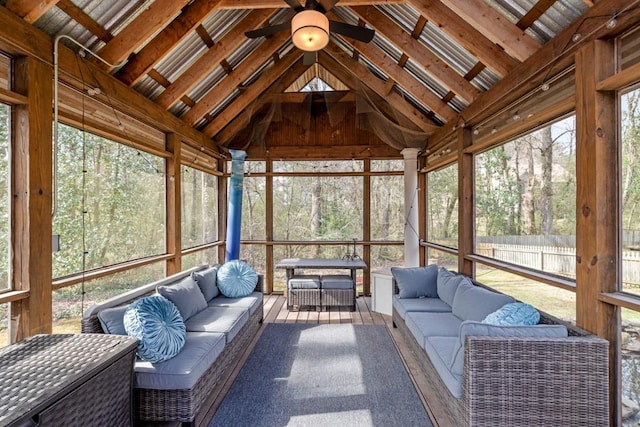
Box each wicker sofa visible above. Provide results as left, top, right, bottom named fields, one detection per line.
left=81, top=265, right=263, bottom=427
left=391, top=266, right=610, bottom=427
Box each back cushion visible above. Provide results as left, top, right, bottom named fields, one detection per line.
left=452, top=283, right=515, bottom=321
left=391, top=265, right=438, bottom=299
left=192, top=266, right=220, bottom=301
left=157, top=276, right=208, bottom=321
left=437, top=268, right=465, bottom=306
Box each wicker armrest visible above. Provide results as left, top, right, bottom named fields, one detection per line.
left=463, top=335, right=609, bottom=426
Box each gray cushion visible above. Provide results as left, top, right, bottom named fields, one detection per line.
left=424, top=336, right=462, bottom=398
left=134, top=332, right=226, bottom=390
left=191, top=266, right=220, bottom=301
left=392, top=295, right=452, bottom=320
left=391, top=265, right=438, bottom=298
left=288, top=275, right=321, bottom=289
left=449, top=320, right=569, bottom=376
left=157, top=276, right=208, bottom=321
left=207, top=291, right=263, bottom=316
left=436, top=268, right=467, bottom=306
left=321, top=274, right=353, bottom=289
left=97, top=305, right=127, bottom=335
left=452, top=283, right=515, bottom=321
left=405, top=312, right=463, bottom=347
left=184, top=306, right=248, bottom=343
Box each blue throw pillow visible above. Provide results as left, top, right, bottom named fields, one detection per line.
left=124, top=295, right=186, bottom=363
left=217, top=260, right=258, bottom=298
left=391, top=265, right=438, bottom=298
left=483, top=302, right=540, bottom=326
left=192, top=266, right=220, bottom=301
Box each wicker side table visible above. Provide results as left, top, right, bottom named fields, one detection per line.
left=0, top=333, right=137, bottom=427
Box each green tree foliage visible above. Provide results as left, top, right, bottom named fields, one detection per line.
left=622, top=89, right=640, bottom=233
left=428, top=163, right=458, bottom=246
left=0, top=104, right=8, bottom=290
left=182, top=166, right=218, bottom=249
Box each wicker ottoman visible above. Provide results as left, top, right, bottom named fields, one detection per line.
left=288, top=274, right=321, bottom=311
left=321, top=274, right=355, bottom=311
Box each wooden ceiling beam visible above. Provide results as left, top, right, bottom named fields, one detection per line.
left=341, top=33, right=457, bottom=122
left=217, top=0, right=403, bottom=8
left=57, top=0, right=113, bottom=44
left=517, top=0, right=556, bottom=31
left=95, top=0, right=191, bottom=70
left=406, top=0, right=517, bottom=78
left=212, top=54, right=310, bottom=144
left=116, top=0, right=224, bottom=86
left=321, top=45, right=439, bottom=133
left=6, top=0, right=59, bottom=23
left=155, top=8, right=275, bottom=110
left=439, top=0, right=541, bottom=62
left=181, top=30, right=290, bottom=125
left=246, top=144, right=401, bottom=160
left=349, top=6, right=479, bottom=104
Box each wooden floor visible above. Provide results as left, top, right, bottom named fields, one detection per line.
left=203, top=294, right=444, bottom=427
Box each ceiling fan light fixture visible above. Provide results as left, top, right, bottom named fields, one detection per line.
left=291, top=10, right=329, bottom=52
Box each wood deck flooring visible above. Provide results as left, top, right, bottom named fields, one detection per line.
left=201, top=294, right=446, bottom=427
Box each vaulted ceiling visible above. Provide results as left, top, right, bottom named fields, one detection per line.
left=3, top=0, right=610, bottom=157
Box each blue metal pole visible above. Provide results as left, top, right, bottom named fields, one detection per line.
left=225, top=150, right=247, bottom=262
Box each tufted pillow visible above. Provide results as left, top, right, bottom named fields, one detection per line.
left=157, top=276, right=208, bottom=321
left=483, top=302, right=540, bottom=326
left=124, top=295, right=186, bottom=363
left=192, top=266, right=220, bottom=301
left=217, top=260, right=259, bottom=298
left=391, top=265, right=438, bottom=299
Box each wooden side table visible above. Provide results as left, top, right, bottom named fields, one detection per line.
left=0, top=333, right=137, bottom=427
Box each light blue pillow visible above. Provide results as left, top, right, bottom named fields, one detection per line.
left=436, top=268, right=466, bottom=306
left=391, top=265, right=438, bottom=298
left=124, top=295, right=186, bottom=363
left=483, top=302, right=540, bottom=326
left=217, top=260, right=259, bottom=298
left=192, top=266, right=220, bottom=301
left=157, top=276, right=208, bottom=321
left=97, top=305, right=128, bottom=335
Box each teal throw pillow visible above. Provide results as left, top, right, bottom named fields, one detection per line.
left=124, top=295, right=186, bottom=363
left=391, top=265, right=438, bottom=298
left=217, top=260, right=259, bottom=298
left=483, top=302, right=540, bottom=326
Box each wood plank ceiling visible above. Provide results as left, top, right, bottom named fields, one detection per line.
left=5, top=0, right=593, bottom=157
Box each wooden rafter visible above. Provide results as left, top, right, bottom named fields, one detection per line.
left=96, top=0, right=192, bottom=70
left=57, top=0, right=113, bottom=44
left=439, top=0, right=541, bottom=62
left=6, top=0, right=59, bottom=23
left=349, top=6, right=479, bottom=104
left=181, top=30, right=290, bottom=125
left=406, top=0, right=518, bottom=78
left=116, top=0, right=224, bottom=86
left=155, top=9, right=276, bottom=110
left=517, top=0, right=556, bottom=31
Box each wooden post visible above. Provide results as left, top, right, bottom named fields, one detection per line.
left=265, top=159, right=273, bottom=294
left=363, top=159, right=371, bottom=295
left=10, top=56, right=53, bottom=341
left=458, top=128, right=474, bottom=276
left=165, top=133, right=181, bottom=276
left=575, top=39, right=619, bottom=427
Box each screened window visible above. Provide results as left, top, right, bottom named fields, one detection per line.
left=474, top=116, right=576, bottom=277
left=53, top=125, right=165, bottom=277
left=182, top=166, right=218, bottom=249
left=371, top=175, right=404, bottom=241
left=0, top=104, right=8, bottom=291
left=622, top=87, right=640, bottom=296
left=427, top=163, right=458, bottom=248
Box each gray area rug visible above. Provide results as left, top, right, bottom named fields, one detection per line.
left=209, top=323, right=433, bottom=426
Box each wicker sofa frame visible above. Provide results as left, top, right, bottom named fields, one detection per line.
left=392, top=277, right=610, bottom=427
left=81, top=266, right=264, bottom=427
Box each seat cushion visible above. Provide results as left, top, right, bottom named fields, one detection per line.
left=405, top=312, right=463, bottom=347
left=424, top=336, right=462, bottom=398
left=288, top=275, right=321, bottom=289
left=321, top=274, right=353, bottom=289
left=191, top=266, right=220, bottom=301
left=452, top=283, right=515, bottom=321
left=207, top=291, right=263, bottom=316
left=184, top=306, right=248, bottom=343
left=157, top=276, right=208, bottom=321
left=392, top=295, right=452, bottom=320
left=217, top=260, right=259, bottom=298
left=134, top=332, right=226, bottom=390
left=391, top=265, right=438, bottom=298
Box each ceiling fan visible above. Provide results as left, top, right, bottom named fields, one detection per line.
left=245, top=0, right=375, bottom=65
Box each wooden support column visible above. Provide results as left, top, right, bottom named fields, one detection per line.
left=10, top=57, right=53, bottom=342
left=575, top=39, right=619, bottom=427
left=217, top=158, right=227, bottom=264
left=363, top=159, right=371, bottom=295
left=265, top=159, right=273, bottom=294
left=458, top=128, right=474, bottom=276
left=165, top=133, right=181, bottom=276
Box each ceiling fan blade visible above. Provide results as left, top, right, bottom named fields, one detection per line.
left=329, top=21, right=375, bottom=43
left=283, top=0, right=305, bottom=12
left=245, top=21, right=290, bottom=39
left=316, top=0, right=339, bottom=13
left=303, top=51, right=317, bottom=65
